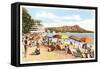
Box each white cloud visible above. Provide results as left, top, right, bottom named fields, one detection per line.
left=35, top=12, right=81, bottom=21
left=36, top=12, right=57, bottom=19
left=62, top=15, right=81, bottom=20
left=79, top=18, right=95, bottom=31
left=35, top=12, right=95, bottom=31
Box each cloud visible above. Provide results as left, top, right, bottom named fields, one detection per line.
left=35, top=12, right=57, bottom=19
left=79, top=18, right=95, bottom=31
left=35, top=12, right=95, bottom=31
left=62, top=15, right=81, bottom=20
left=35, top=12, right=81, bottom=21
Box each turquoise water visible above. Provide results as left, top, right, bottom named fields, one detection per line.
left=47, top=33, right=94, bottom=46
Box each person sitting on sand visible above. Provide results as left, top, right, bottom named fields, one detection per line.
left=56, top=41, right=62, bottom=50
left=47, top=42, right=56, bottom=52
left=34, top=43, right=40, bottom=55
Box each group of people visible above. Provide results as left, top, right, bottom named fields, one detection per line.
left=22, top=32, right=94, bottom=59
left=44, top=38, right=94, bottom=58
left=22, top=32, right=44, bottom=57
left=81, top=43, right=94, bottom=58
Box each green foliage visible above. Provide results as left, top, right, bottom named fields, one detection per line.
left=22, top=8, right=42, bottom=33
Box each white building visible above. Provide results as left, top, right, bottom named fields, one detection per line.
left=30, top=24, right=45, bottom=33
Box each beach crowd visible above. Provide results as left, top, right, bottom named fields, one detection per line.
left=22, top=32, right=94, bottom=59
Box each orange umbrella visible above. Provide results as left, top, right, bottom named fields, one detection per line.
left=79, top=35, right=93, bottom=43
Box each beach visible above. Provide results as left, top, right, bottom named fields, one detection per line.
left=21, top=45, right=74, bottom=63
left=21, top=32, right=94, bottom=63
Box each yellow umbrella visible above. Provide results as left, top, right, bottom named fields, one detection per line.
left=61, top=35, right=69, bottom=39
left=61, top=35, right=69, bottom=47
left=52, top=34, right=69, bottom=39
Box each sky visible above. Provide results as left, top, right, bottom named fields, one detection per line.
left=21, top=6, right=95, bottom=31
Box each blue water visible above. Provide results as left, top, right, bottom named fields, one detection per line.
left=67, top=33, right=94, bottom=39
left=47, top=33, right=94, bottom=46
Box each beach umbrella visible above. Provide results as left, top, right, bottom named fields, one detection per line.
left=61, top=35, right=69, bottom=39
left=52, top=34, right=69, bottom=39
left=52, top=34, right=69, bottom=46
left=69, top=35, right=80, bottom=41
left=52, top=34, right=62, bottom=38
left=79, top=35, right=93, bottom=43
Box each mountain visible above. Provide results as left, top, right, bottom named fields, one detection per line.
left=45, top=25, right=93, bottom=33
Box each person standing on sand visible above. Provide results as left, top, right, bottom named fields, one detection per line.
left=82, top=43, right=88, bottom=58
left=87, top=45, right=94, bottom=58
left=24, top=36, right=28, bottom=57
left=64, top=45, right=69, bottom=54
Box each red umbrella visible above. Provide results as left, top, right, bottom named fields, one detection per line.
left=52, top=34, right=62, bottom=38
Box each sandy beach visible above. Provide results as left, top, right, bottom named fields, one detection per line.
left=21, top=32, right=94, bottom=64
left=21, top=45, right=74, bottom=63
